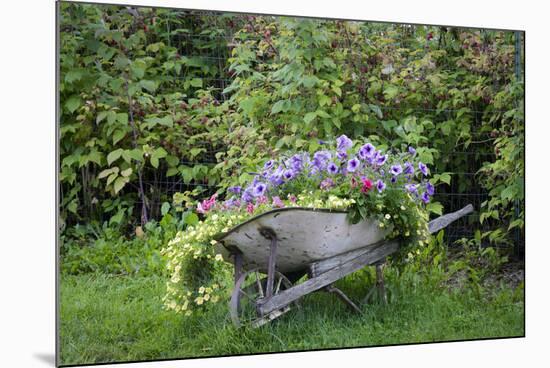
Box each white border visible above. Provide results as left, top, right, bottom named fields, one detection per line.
left=1, top=0, right=547, bottom=367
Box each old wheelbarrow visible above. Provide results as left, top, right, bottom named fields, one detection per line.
left=215, top=204, right=473, bottom=327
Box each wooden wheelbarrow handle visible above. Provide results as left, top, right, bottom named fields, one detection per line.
left=428, top=204, right=474, bottom=234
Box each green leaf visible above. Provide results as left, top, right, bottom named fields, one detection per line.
left=302, top=76, right=318, bottom=88
left=106, top=172, right=118, bottom=186
left=426, top=202, right=443, bottom=216
left=184, top=212, right=199, bottom=226
left=98, top=167, right=118, bottom=179
left=190, top=148, right=205, bottom=158
left=166, top=167, right=179, bottom=177
left=127, top=149, right=143, bottom=162
left=130, top=59, right=146, bottom=79
left=87, top=150, right=102, bottom=165
left=96, top=111, right=108, bottom=124
left=113, top=176, right=128, bottom=194
left=112, top=130, right=126, bottom=145
left=144, top=116, right=173, bottom=128
left=150, top=147, right=168, bottom=168
left=383, top=85, right=399, bottom=100
left=65, top=70, right=83, bottom=83
left=189, top=78, right=203, bottom=87
left=107, top=149, right=123, bottom=165
left=65, top=95, right=81, bottom=113
left=139, top=80, right=157, bottom=92
left=161, top=202, right=171, bottom=216
left=271, top=100, right=286, bottom=115
left=165, top=155, right=180, bottom=167
left=121, top=168, right=133, bottom=177
left=114, top=55, right=130, bottom=69
left=500, top=185, right=517, bottom=201
left=116, top=113, right=128, bottom=125
left=316, top=110, right=330, bottom=118
left=304, top=112, right=317, bottom=124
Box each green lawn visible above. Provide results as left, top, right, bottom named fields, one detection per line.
left=59, top=269, right=524, bottom=366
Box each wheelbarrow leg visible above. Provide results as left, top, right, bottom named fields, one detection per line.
left=363, top=260, right=388, bottom=305
left=233, top=251, right=243, bottom=285
left=325, top=284, right=362, bottom=314
left=259, top=227, right=279, bottom=299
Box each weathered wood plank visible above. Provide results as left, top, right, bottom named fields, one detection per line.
left=428, top=204, right=473, bottom=234
left=258, top=240, right=399, bottom=315
left=309, top=240, right=389, bottom=277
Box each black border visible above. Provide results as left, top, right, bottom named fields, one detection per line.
left=55, top=1, right=526, bottom=367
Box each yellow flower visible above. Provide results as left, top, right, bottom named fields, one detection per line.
left=400, top=205, right=406, bottom=211
left=385, top=214, right=391, bottom=220
left=203, top=294, right=210, bottom=301
left=199, top=286, right=205, bottom=294
left=195, top=296, right=204, bottom=305
left=379, top=222, right=385, bottom=228
left=210, top=239, right=217, bottom=245
left=215, top=254, right=223, bottom=261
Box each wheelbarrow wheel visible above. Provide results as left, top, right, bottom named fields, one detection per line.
left=230, top=268, right=293, bottom=328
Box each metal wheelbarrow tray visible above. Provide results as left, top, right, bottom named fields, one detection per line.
left=215, top=204, right=474, bottom=327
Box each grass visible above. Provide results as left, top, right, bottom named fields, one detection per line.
left=59, top=267, right=524, bottom=366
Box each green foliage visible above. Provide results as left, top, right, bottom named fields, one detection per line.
left=60, top=208, right=186, bottom=276
left=60, top=3, right=524, bottom=251
left=59, top=3, right=235, bottom=226
left=477, top=82, right=524, bottom=245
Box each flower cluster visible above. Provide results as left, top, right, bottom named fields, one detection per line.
left=214, top=135, right=434, bottom=212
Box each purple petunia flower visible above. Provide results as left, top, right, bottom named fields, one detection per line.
left=390, top=164, right=403, bottom=176
left=268, top=165, right=285, bottom=185
left=313, top=150, right=332, bottom=170
left=404, top=162, right=414, bottom=175
left=320, top=178, right=335, bottom=190
left=228, top=186, right=242, bottom=194
left=327, top=162, right=339, bottom=175
left=241, top=187, right=254, bottom=203
left=337, top=151, right=348, bottom=161
left=426, top=181, right=435, bottom=196
left=408, top=146, right=416, bottom=156
left=336, top=134, right=353, bottom=152
left=391, top=176, right=397, bottom=184
left=347, top=157, right=360, bottom=173
left=375, top=153, right=388, bottom=166
left=290, top=154, right=304, bottom=172
left=263, top=160, right=275, bottom=170
left=405, top=183, right=418, bottom=193
left=421, top=192, right=430, bottom=204
left=283, top=169, right=295, bottom=181
left=418, top=162, right=428, bottom=176
left=376, top=179, right=386, bottom=193
left=252, top=182, right=267, bottom=197
left=358, top=143, right=376, bottom=160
